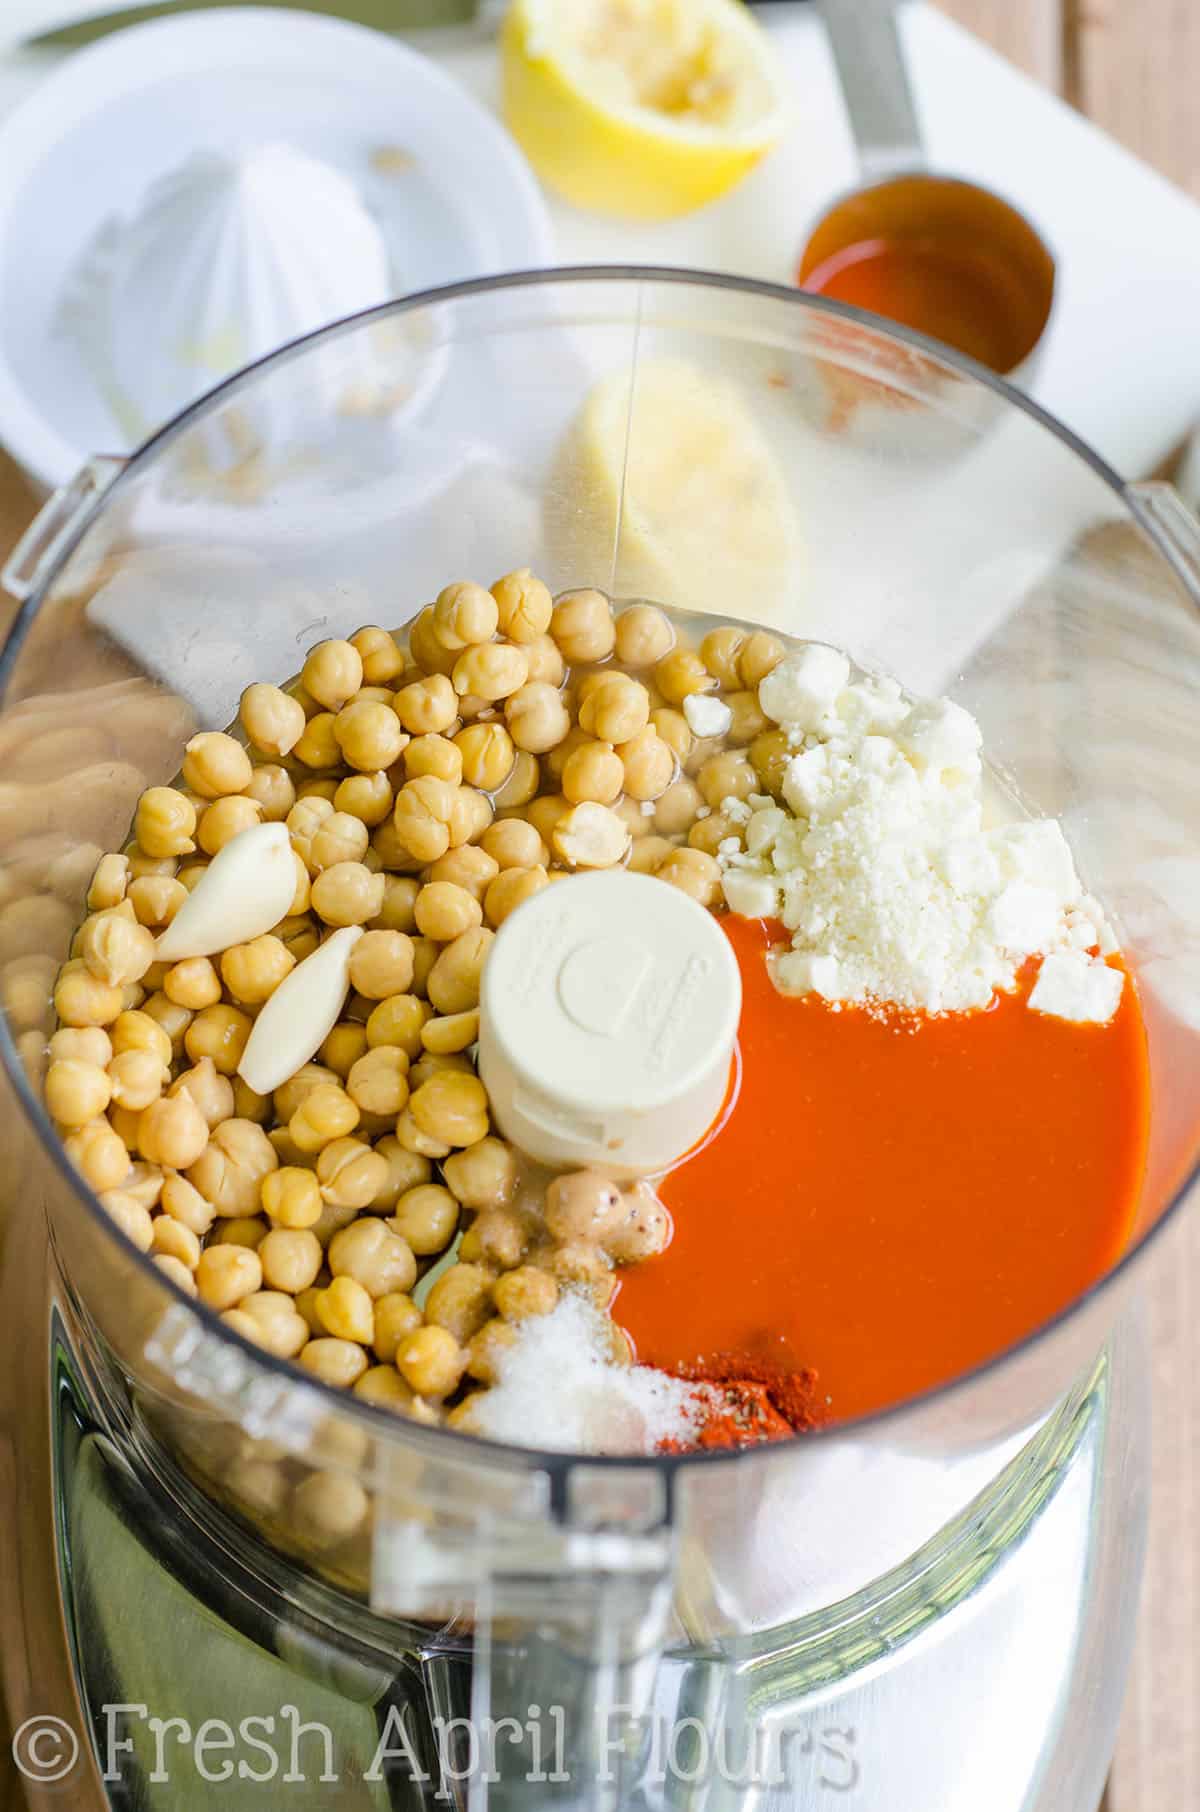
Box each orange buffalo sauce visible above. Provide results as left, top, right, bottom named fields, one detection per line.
left=616, top=916, right=1151, bottom=1425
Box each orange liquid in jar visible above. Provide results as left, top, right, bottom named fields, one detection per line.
left=616, top=916, right=1151, bottom=1423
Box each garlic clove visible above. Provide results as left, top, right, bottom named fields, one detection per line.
left=237, top=925, right=363, bottom=1097
left=155, top=822, right=295, bottom=962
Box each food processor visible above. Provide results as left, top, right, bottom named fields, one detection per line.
left=1, top=269, right=1197, bottom=1812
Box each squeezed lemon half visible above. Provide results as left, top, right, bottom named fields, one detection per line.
left=502, top=0, right=789, bottom=221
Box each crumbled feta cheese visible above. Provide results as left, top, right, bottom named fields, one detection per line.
left=895, top=699, right=982, bottom=775
left=987, top=882, right=1062, bottom=956
left=772, top=950, right=841, bottom=999
left=1029, top=950, right=1124, bottom=1024
left=759, top=645, right=850, bottom=730
left=722, top=871, right=782, bottom=920
left=683, top=693, right=733, bottom=739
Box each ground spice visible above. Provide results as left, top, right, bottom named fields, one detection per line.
left=657, top=1355, right=826, bottom=1453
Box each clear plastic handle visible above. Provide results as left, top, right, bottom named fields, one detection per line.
left=817, top=0, right=925, bottom=182
left=2, top=454, right=124, bottom=601
left=1128, top=478, right=1200, bottom=590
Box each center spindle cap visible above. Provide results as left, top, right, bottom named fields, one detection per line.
left=477, top=869, right=742, bottom=1178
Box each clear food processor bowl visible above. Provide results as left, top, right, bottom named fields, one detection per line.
left=1, top=270, right=1198, bottom=1796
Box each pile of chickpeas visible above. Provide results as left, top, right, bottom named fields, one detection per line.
left=45, top=574, right=786, bottom=1441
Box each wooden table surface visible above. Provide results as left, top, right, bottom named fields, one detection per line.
left=0, top=8, right=1197, bottom=1806
left=934, top=11, right=1200, bottom=1810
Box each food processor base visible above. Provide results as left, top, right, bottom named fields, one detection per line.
left=0, top=1189, right=1147, bottom=1812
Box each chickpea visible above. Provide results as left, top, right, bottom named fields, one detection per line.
left=49, top=1026, right=112, bottom=1068
left=479, top=819, right=542, bottom=873
left=738, top=631, right=785, bottom=689
left=153, top=1253, right=198, bottom=1297
left=108, top=1048, right=166, bottom=1113
left=442, top=1136, right=518, bottom=1211
left=446, top=787, right=492, bottom=849
left=241, top=683, right=307, bottom=759
left=749, top=728, right=792, bottom=794
left=193, top=1241, right=262, bottom=1311
left=320, top=1022, right=368, bottom=1080
left=87, top=852, right=130, bottom=912
left=549, top=588, right=614, bottom=663
left=392, top=775, right=457, bottom=864
left=188, top=1117, right=278, bottom=1217
left=395, top=1324, right=461, bottom=1400
left=653, top=777, right=703, bottom=836
left=333, top=699, right=407, bottom=773
left=232, top=1078, right=270, bottom=1124
left=262, top=1166, right=323, bottom=1231
left=545, top=1170, right=626, bottom=1243
left=296, top=777, right=340, bottom=803
left=259, top=1227, right=323, bottom=1293
left=370, top=1138, right=432, bottom=1211
left=315, top=1275, right=375, bottom=1345
left=606, top=1182, right=672, bottom=1262
left=404, top=733, right=463, bottom=786
left=410, top=882, right=479, bottom=945
left=618, top=727, right=676, bottom=803
left=493, top=1266, right=558, bottom=1322
left=152, top=1214, right=201, bottom=1272
left=724, top=689, right=771, bottom=745
left=657, top=847, right=722, bottom=907
left=553, top=801, right=630, bottom=870
left=112, top=1008, right=172, bottom=1072
left=614, top=603, right=674, bottom=668
left=451, top=643, right=528, bottom=706
left=99, top=1189, right=154, bottom=1251
left=433, top=580, right=499, bottom=650
left=696, top=750, right=756, bottom=810
left=292, top=712, right=341, bottom=771
left=54, top=965, right=124, bottom=1028
left=237, top=1291, right=310, bottom=1359
left=688, top=812, right=741, bottom=857
left=410, top=937, right=439, bottom=998
left=355, top=1365, right=418, bottom=1412
left=128, top=875, right=187, bottom=929
left=327, top=1218, right=416, bottom=1300
left=163, top=956, right=222, bottom=1011
left=365, top=993, right=430, bottom=1057
left=562, top=740, right=624, bottom=806
left=409, top=1049, right=472, bottom=1090
left=488, top=751, right=538, bottom=812
left=521, top=794, right=568, bottom=850
left=351, top=625, right=405, bottom=685
left=627, top=835, right=675, bottom=875
left=298, top=1340, right=370, bottom=1391
left=126, top=847, right=180, bottom=881
left=238, top=764, right=294, bottom=827
left=333, top=772, right=392, bottom=828
left=650, top=706, right=693, bottom=765
left=313, top=1138, right=386, bottom=1211
left=346, top=1046, right=410, bottom=1119
left=311, top=862, right=385, bottom=929
left=585, top=672, right=652, bottom=744
left=487, top=568, right=550, bottom=643
left=371, top=876, right=420, bottom=934
left=279, top=911, right=318, bottom=962
left=198, top=794, right=263, bottom=857
left=134, top=788, right=196, bottom=859
left=372, top=1293, right=423, bottom=1363
left=504, top=681, right=571, bottom=756
left=424, top=856, right=495, bottom=915
left=450, top=723, right=511, bottom=794
left=181, top=731, right=253, bottom=800
left=458, top=1205, right=530, bottom=1270
left=79, top=911, right=156, bottom=989
left=483, top=865, right=549, bottom=928
left=134, top=1089, right=207, bottom=1168
left=423, top=1263, right=494, bottom=1346
left=290, top=1083, right=359, bottom=1154
left=221, top=936, right=295, bottom=1006
left=46, top=1058, right=112, bottom=1127
left=466, top=1318, right=520, bottom=1384
left=287, top=795, right=334, bottom=868
left=186, top=1003, right=253, bottom=1076
left=109, top=1103, right=142, bottom=1151
left=419, top=1010, right=480, bottom=1057
left=389, top=1182, right=459, bottom=1257
left=301, top=639, right=364, bottom=712
left=655, top=649, right=716, bottom=705
left=394, top=672, right=457, bottom=736
left=394, top=1108, right=450, bottom=1160
left=64, top=1118, right=130, bottom=1192
left=162, top=1173, right=216, bottom=1236
left=699, top=625, right=748, bottom=688
left=546, top=1240, right=614, bottom=1307
left=119, top=1161, right=163, bottom=1209
left=407, top=602, right=458, bottom=677
left=309, top=812, right=370, bottom=873
left=426, top=926, right=493, bottom=1016
left=521, top=634, right=565, bottom=689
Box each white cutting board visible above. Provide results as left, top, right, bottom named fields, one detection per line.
left=1, top=1, right=1198, bottom=480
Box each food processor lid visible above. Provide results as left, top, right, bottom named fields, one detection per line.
left=478, top=869, right=742, bottom=1176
